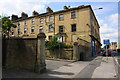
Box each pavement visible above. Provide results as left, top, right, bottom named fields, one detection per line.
left=2, top=56, right=118, bottom=79
left=92, top=57, right=117, bottom=78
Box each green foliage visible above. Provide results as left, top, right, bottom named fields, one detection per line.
left=2, top=16, right=16, bottom=32
left=45, top=34, right=73, bottom=50
left=0, top=16, right=16, bottom=38
left=46, top=34, right=59, bottom=50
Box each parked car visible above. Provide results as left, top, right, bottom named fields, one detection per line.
left=101, top=50, right=112, bottom=56
left=111, top=49, right=117, bottom=53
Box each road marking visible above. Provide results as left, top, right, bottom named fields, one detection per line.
left=113, top=57, right=120, bottom=67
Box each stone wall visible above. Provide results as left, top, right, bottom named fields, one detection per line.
left=3, top=38, right=37, bottom=71
left=46, top=48, right=73, bottom=60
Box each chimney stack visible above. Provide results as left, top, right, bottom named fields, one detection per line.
left=64, top=6, right=68, bottom=10
left=11, top=14, right=18, bottom=21
left=46, top=7, right=53, bottom=13
left=21, top=12, right=28, bottom=18
left=32, top=10, right=39, bottom=16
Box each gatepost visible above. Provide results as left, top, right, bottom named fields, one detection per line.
left=35, top=32, right=46, bottom=73
left=73, top=42, right=79, bottom=61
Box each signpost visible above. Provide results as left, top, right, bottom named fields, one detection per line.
left=103, top=39, right=110, bottom=60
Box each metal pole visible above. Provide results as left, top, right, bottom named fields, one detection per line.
left=106, top=44, right=108, bottom=60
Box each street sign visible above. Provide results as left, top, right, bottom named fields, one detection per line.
left=103, top=39, right=110, bottom=44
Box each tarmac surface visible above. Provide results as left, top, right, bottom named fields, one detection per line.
left=2, top=55, right=118, bottom=79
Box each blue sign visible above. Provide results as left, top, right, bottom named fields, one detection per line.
left=103, top=39, right=110, bottom=44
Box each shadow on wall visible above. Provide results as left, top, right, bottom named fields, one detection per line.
left=2, top=38, right=37, bottom=71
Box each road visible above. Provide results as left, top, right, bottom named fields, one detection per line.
left=2, top=59, right=73, bottom=78
left=2, top=53, right=118, bottom=78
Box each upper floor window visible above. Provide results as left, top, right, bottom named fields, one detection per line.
left=31, top=19, right=35, bottom=24
left=39, top=26, right=43, bottom=32
left=18, top=22, right=20, bottom=26
left=24, top=28, right=27, bottom=34
left=11, top=30, right=14, bottom=35
left=18, top=28, right=20, bottom=35
left=59, top=26, right=64, bottom=33
left=48, top=24, right=53, bottom=32
left=71, top=12, right=76, bottom=19
left=49, top=16, right=53, bottom=22
left=24, top=21, right=27, bottom=26
left=31, top=26, right=35, bottom=33
left=59, top=14, right=64, bottom=20
left=40, top=18, right=44, bottom=23
left=71, top=24, right=76, bottom=32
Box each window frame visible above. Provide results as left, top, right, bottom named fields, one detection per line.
left=71, top=24, right=76, bottom=32
left=39, top=26, right=43, bottom=32
left=31, top=26, right=35, bottom=33
left=24, top=21, right=27, bottom=26
left=59, top=14, right=64, bottom=20
left=48, top=24, right=53, bottom=32
left=18, top=28, right=20, bottom=35
left=71, top=12, right=76, bottom=19
left=49, top=16, right=53, bottom=22
left=48, top=35, right=52, bottom=40
left=31, top=19, right=35, bottom=24
left=18, top=22, right=20, bottom=26
left=40, top=18, right=44, bottom=24
left=59, top=26, right=64, bottom=33
left=24, top=28, right=27, bottom=34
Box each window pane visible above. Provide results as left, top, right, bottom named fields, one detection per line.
left=24, top=21, right=27, bottom=25
left=49, top=16, right=52, bottom=22
left=40, top=18, right=43, bottom=23
left=31, top=26, right=35, bottom=33
left=24, top=28, right=27, bottom=34
left=32, top=19, right=35, bottom=24
left=18, top=22, right=20, bottom=26
left=71, top=12, right=76, bottom=19
left=59, top=26, right=64, bottom=33
left=39, top=26, right=43, bottom=32
left=18, top=29, right=20, bottom=35
left=48, top=36, right=52, bottom=40
left=71, top=24, right=76, bottom=32
left=59, top=14, right=64, bottom=20
left=48, top=24, right=53, bottom=32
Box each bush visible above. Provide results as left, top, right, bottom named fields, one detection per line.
left=45, top=34, right=73, bottom=50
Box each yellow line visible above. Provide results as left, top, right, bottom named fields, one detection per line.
left=114, top=57, right=120, bottom=67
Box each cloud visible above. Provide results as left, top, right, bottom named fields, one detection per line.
left=0, top=0, right=49, bottom=17
left=98, top=13, right=118, bottom=46
left=108, top=13, right=118, bottom=26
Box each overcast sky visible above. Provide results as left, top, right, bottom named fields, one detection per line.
left=0, top=0, right=119, bottom=46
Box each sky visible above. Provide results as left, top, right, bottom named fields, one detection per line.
left=0, top=0, right=119, bottom=47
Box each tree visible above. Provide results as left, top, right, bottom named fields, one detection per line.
left=1, top=16, right=16, bottom=38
